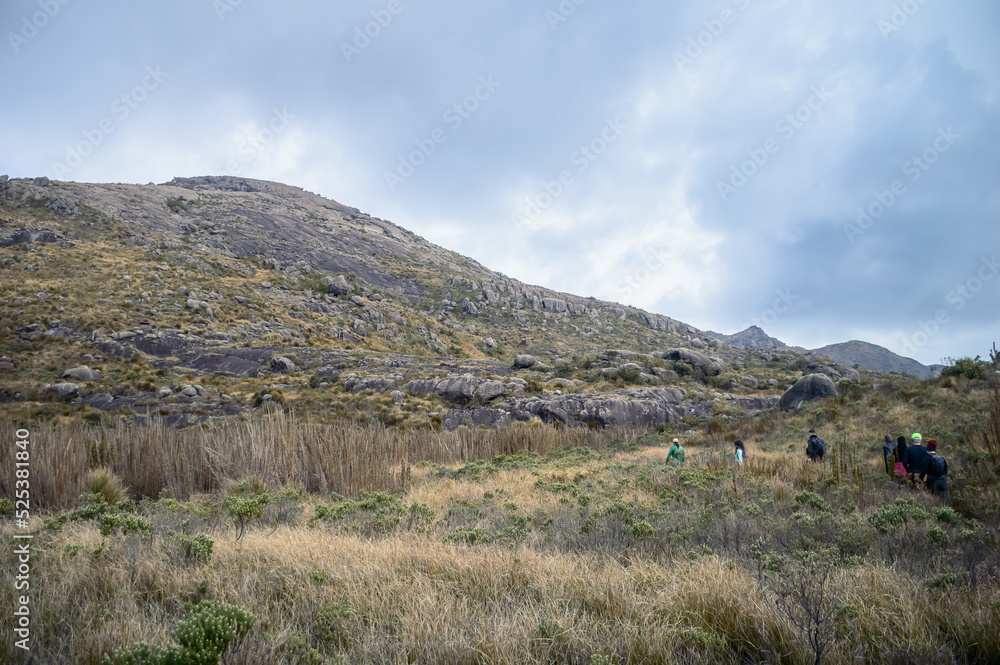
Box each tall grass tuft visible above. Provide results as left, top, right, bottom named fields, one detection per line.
left=0, top=416, right=649, bottom=509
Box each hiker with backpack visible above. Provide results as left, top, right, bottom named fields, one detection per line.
left=894, top=435, right=908, bottom=482
left=806, top=429, right=825, bottom=462
left=734, top=440, right=746, bottom=465
left=922, top=439, right=948, bottom=499
left=903, top=432, right=929, bottom=487
left=882, top=434, right=895, bottom=476
left=666, top=438, right=686, bottom=464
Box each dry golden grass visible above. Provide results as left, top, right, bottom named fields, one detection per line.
left=3, top=519, right=996, bottom=664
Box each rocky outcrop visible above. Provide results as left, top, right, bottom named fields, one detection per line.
left=779, top=374, right=838, bottom=412
left=659, top=348, right=723, bottom=373
left=404, top=375, right=512, bottom=404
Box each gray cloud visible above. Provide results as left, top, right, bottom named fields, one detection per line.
left=1, top=0, right=997, bottom=365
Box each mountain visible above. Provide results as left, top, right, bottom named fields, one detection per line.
left=0, top=175, right=872, bottom=429
left=808, top=340, right=936, bottom=379
left=706, top=326, right=790, bottom=351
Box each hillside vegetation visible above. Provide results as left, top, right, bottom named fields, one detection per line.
left=2, top=369, right=998, bottom=664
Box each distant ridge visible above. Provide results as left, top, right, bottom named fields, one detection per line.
left=706, top=326, right=789, bottom=351
left=809, top=340, right=936, bottom=379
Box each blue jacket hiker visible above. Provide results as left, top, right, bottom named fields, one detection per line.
left=923, top=439, right=948, bottom=499
left=806, top=429, right=825, bottom=462
left=903, top=432, right=928, bottom=482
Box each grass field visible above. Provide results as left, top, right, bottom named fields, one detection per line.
left=1, top=373, right=999, bottom=664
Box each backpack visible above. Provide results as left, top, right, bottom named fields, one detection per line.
left=816, top=439, right=826, bottom=453
left=927, top=455, right=946, bottom=477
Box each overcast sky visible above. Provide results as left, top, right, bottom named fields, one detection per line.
left=2, top=0, right=998, bottom=365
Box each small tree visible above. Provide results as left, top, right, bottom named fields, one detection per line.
left=767, top=558, right=843, bottom=665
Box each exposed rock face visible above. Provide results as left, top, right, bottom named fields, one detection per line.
left=404, top=375, right=510, bottom=404
left=62, top=366, right=102, bottom=382
left=779, top=374, right=838, bottom=412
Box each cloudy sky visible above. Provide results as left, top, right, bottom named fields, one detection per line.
left=2, top=0, right=998, bottom=365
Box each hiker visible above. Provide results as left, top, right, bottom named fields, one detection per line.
left=882, top=434, right=894, bottom=476
left=734, top=440, right=746, bottom=465
left=666, top=438, right=685, bottom=464
left=922, top=439, right=948, bottom=499
left=903, top=432, right=928, bottom=486
left=806, top=429, right=825, bottom=462
left=894, top=435, right=908, bottom=482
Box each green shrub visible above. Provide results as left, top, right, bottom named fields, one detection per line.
left=867, top=496, right=929, bottom=533
left=794, top=491, right=832, bottom=513
left=180, top=534, right=214, bottom=564
left=942, top=356, right=990, bottom=380
left=102, top=602, right=255, bottom=665
left=0, top=498, right=14, bottom=514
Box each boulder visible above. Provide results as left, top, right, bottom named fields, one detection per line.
left=82, top=393, right=115, bottom=411
left=513, top=354, right=537, bottom=369
left=779, top=374, right=838, bottom=412
left=324, top=275, right=353, bottom=296
left=661, top=348, right=723, bottom=374
left=483, top=337, right=497, bottom=349
left=180, top=385, right=199, bottom=397
left=652, top=368, right=680, bottom=381
left=48, top=383, right=79, bottom=401
left=474, top=380, right=508, bottom=401
left=270, top=356, right=296, bottom=373
left=62, top=366, right=102, bottom=382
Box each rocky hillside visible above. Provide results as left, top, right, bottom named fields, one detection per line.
left=809, top=340, right=936, bottom=379
left=0, top=175, right=867, bottom=429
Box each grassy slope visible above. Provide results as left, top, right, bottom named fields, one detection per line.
left=1, top=375, right=998, bottom=664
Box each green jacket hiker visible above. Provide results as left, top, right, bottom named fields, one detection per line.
left=666, top=438, right=685, bottom=464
